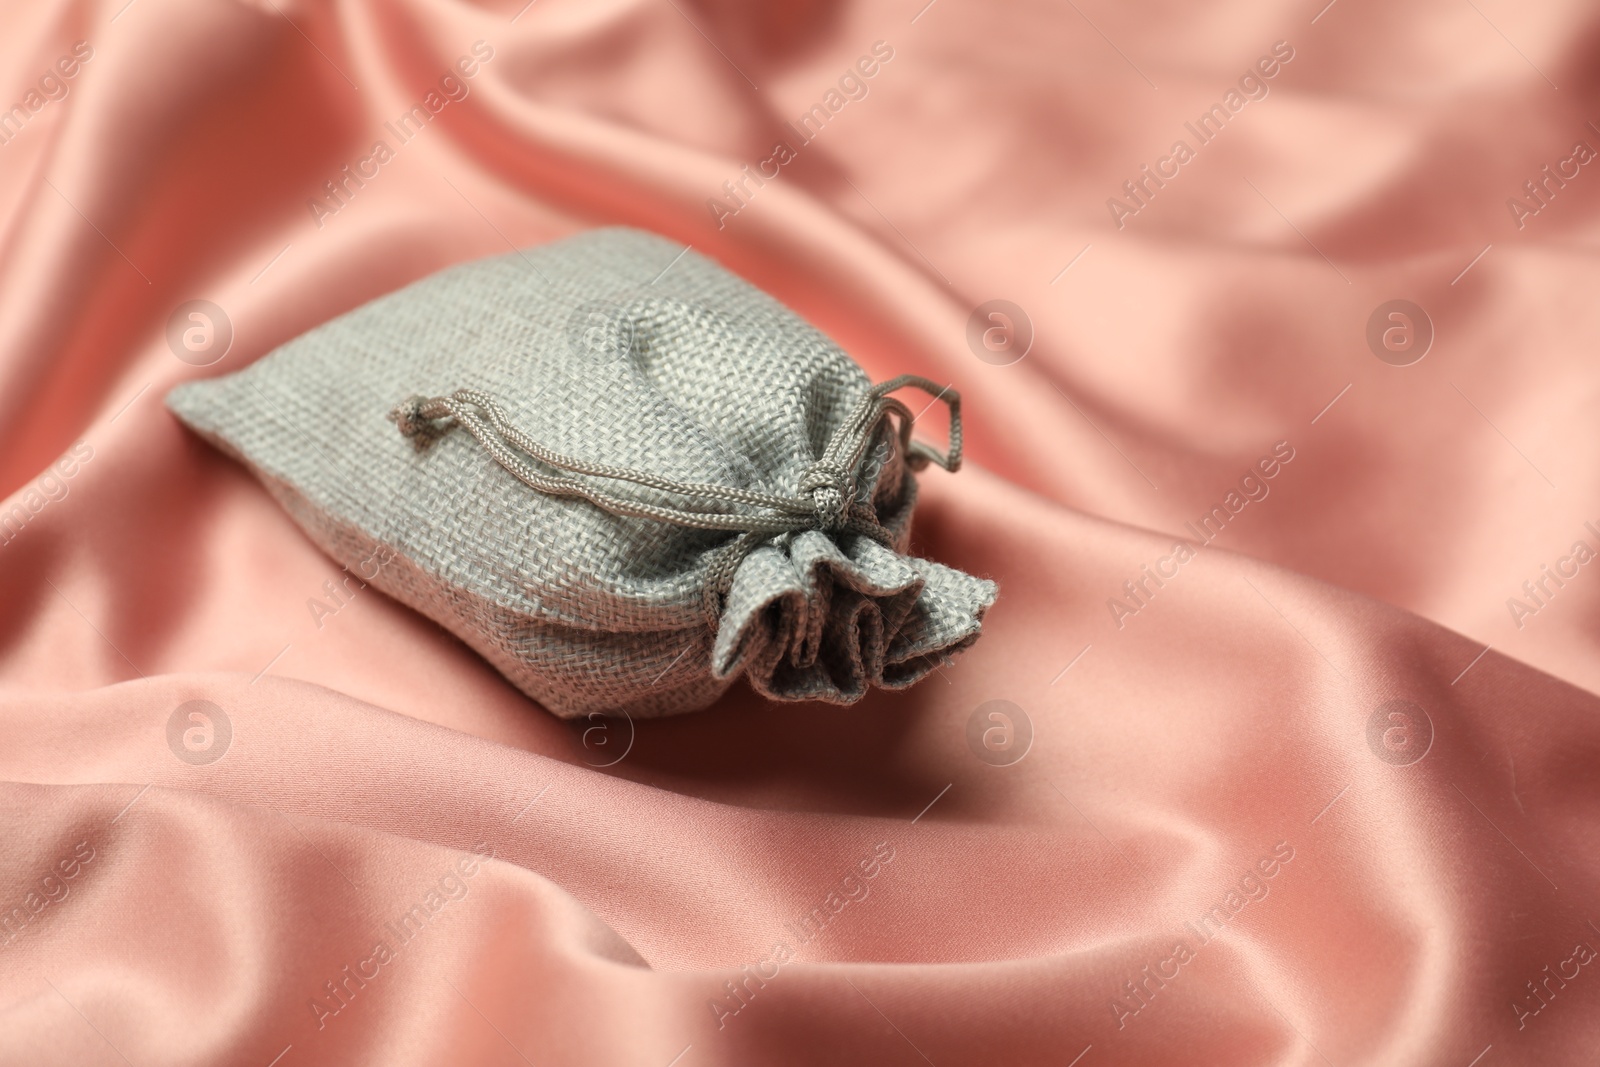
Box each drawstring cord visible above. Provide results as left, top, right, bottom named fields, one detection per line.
left=390, top=375, right=962, bottom=627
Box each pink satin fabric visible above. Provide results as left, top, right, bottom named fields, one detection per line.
left=3, top=1, right=1599, bottom=1063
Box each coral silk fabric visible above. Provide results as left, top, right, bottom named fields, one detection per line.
left=2, top=2, right=1599, bottom=1065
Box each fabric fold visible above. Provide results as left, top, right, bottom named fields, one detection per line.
left=713, top=529, right=996, bottom=703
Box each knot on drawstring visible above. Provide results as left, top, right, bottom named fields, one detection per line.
left=390, top=395, right=427, bottom=437
left=393, top=395, right=457, bottom=441
left=799, top=460, right=855, bottom=530
left=393, top=374, right=962, bottom=630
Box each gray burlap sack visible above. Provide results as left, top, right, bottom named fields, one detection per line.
left=166, top=227, right=996, bottom=719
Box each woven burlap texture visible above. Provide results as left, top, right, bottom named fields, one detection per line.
left=166, top=227, right=997, bottom=719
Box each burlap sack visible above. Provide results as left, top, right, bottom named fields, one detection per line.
left=166, top=228, right=996, bottom=718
